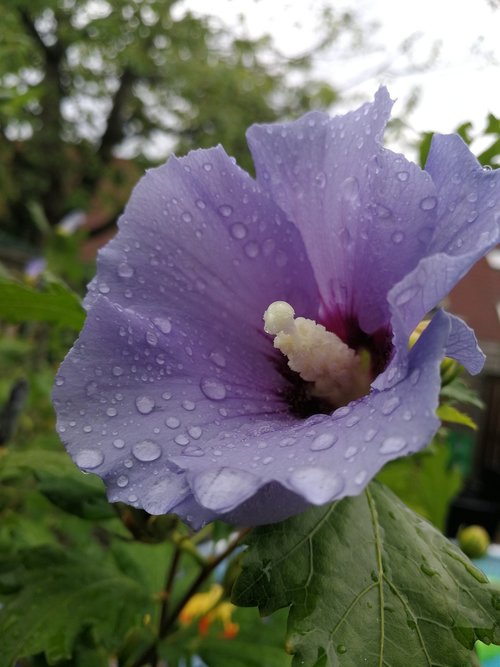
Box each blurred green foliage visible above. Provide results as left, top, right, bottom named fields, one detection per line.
left=0, top=0, right=346, bottom=263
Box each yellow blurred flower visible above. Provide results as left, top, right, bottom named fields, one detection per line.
left=179, top=583, right=239, bottom=639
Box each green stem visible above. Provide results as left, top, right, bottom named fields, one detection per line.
left=128, top=527, right=251, bottom=667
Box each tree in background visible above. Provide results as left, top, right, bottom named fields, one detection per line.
left=0, top=0, right=350, bottom=259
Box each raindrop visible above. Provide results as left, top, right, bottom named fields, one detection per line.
left=188, top=426, right=202, bottom=439
left=391, top=231, right=404, bottom=244
left=183, top=446, right=205, bottom=457
left=381, top=396, right=400, bottom=415
left=55, top=376, right=65, bottom=386
left=364, top=428, right=377, bottom=442
left=166, top=416, right=180, bottom=429
left=132, top=439, right=161, bottom=462
left=117, top=475, right=129, bottom=488
left=135, top=396, right=155, bottom=414
left=209, top=351, right=226, bottom=367
left=410, top=369, right=420, bottom=385
left=146, top=331, right=158, bottom=346
left=219, top=204, right=233, bottom=217
left=182, top=400, right=196, bottom=411
left=175, top=434, right=189, bottom=446
left=153, top=317, right=172, bottom=334
left=98, top=282, right=110, bottom=294
left=244, top=241, right=260, bottom=258
left=346, top=416, right=360, bottom=428
left=113, top=438, right=125, bottom=449
left=466, top=192, right=478, bottom=203
left=112, top=366, right=123, bottom=377
left=118, top=263, right=134, bottom=278
left=310, top=432, right=337, bottom=451
left=200, top=377, right=226, bottom=401
left=203, top=162, right=213, bottom=172
left=230, top=222, right=248, bottom=239
left=75, top=449, right=104, bottom=469
left=262, top=456, right=274, bottom=465
left=341, top=176, right=360, bottom=202
left=380, top=436, right=406, bottom=454
left=419, top=196, right=437, bottom=211
left=336, top=645, right=347, bottom=655
left=344, top=445, right=358, bottom=459
left=162, top=391, right=172, bottom=400
left=181, top=211, right=192, bottom=223
left=396, top=171, right=409, bottom=182
left=106, top=407, right=117, bottom=417
left=354, top=470, right=367, bottom=485
left=289, top=467, right=344, bottom=505
left=83, top=425, right=92, bottom=433
left=314, top=171, right=326, bottom=188
left=196, top=199, right=206, bottom=209
left=86, top=381, right=98, bottom=397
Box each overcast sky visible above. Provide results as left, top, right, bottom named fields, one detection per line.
left=180, top=0, right=500, bottom=151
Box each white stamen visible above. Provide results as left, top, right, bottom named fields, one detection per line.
left=263, top=301, right=371, bottom=407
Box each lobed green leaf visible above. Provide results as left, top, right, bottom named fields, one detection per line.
left=233, top=482, right=500, bottom=667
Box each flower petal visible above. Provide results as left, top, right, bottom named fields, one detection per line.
left=247, top=88, right=445, bottom=334
left=171, top=310, right=454, bottom=525
left=54, top=147, right=320, bottom=517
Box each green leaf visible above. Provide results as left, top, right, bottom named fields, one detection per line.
left=437, top=404, right=478, bottom=430
left=0, top=276, right=84, bottom=330
left=376, top=442, right=462, bottom=531
left=0, top=545, right=152, bottom=666
left=233, top=482, right=500, bottom=667
left=440, top=377, right=485, bottom=409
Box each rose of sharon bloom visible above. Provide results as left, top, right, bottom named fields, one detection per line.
left=53, top=88, right=500, bottom=528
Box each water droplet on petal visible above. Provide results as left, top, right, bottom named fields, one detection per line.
left=166, top=417, right=180, bottom=429
left=55, top=376, right=65, bottom=386
left=397, top=171, right=409, bottom=182
left=341, top=176, right=360, bottom=202
left=381, top=396, right=400, bottom=415
left=112, top=366, right=123, bottom=376
left=153, top=317, right=172, bottom=334
left=200, top=377, right=226, bottom=401
left=98, top=282, right=110, bottom=294
left=289, top=467, right=344, bottom=505
left=113, top=438, right=125, bottom=449
left=188, top=426, right=202, bottom=439
left=146, top=331, right=158, bottom=346
left=193, top=467, right=260, bottom=512
left=314, top=171, right=326, bottom=188
left=75, top=449, right=104, bottom=469
left=262, top=456, right=274, bottom=465
left=310, top=432, right=337, bottom=451
left=380, top=436, right=406, bottom=454
left=244, top=241, right=260, bottom=258
left=419, top=196, right=437, bottom=211
left=410, top=369, right=420, bottom=385
left=209, top=351, right=226, bottom=367
left=117, top=475, right=129, bottom=487
left=219, top=204, right=233, bottom=217
left=183, top=446, right=205, bottom=457
left=364, top=428, right=377, bottom=442
left=135, top=396, right=155, bottom=414
left=354, top=470, right=367, bottom=485
left=86, top=381, right=98, bottom=397
left=230, top=222, right=248, bottom=239
left=391, top=231, right=404, bottom=244
left=203, top=162, right=213, bottom=172
left=106, top=407, right=117, bottom=417
left=132, top=439, right=161, bottom=461
left=175, top=434, right=189, bottom=446
left=118, top=263, right=134, bottom=278
left=344, top=445, right=358, bottom=459
left=182, top=400, right=196, bottom=411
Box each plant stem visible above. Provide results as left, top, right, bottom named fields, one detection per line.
left=127, top=527, right=251, bottom=667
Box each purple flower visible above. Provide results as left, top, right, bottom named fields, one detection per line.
left=53, top=89, right=500, bottom=528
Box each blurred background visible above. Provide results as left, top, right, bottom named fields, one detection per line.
left=1, top=0, right=500, bottom=584
left=1, top=2, right=500, bottom=665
